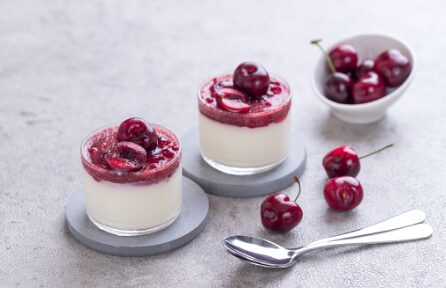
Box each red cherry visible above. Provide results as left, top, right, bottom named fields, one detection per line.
left=322, top=144, right=393, bottom=178
left=374, top=49, right=412, bottom=87
left=324, top=176, right=363, bottom=211
left=233, top=62, right=270, bottom=97
left=355, top=59, right=375, bottom=79
left=324, top=72, right=353, bottom=103
left=260, top=177, right=303, bottom=233
left=329, top=44, right=359, bottom=73
left=117, top=118, right=158, bottom=152
left=261, top=194, right=303, bottom=232
left=323, top=145, right=360, bottom=178
left=352, top=71, right=386, bottom=104
left=215, top=87, right=251, bottom=113
left=105, top=141, right=147, bottom=172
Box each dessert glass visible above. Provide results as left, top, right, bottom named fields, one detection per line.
left=198, top=74, right=292, bottom=175
left=81, top=124, right=182, bottom=236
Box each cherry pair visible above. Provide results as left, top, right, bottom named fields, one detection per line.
left=322, top=144, right=393, bottom=211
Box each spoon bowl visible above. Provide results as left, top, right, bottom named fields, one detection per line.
left=223, top=235, right=296, bottom=268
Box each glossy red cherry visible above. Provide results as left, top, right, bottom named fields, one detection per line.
left=324, top=72, right=353, bottom=103
left=355, top=59, right=375, bottom=79
left=324, top=176, right=363, bottom=211
left=322, top=144, right=393, bottom=178
left=105, top=141, right=147, bottom=172
left=261, top=194, right=303, bottom=232
left=352, top=71, right=386, bottom=104
left=215, top=87, right=250, bottom=113
left=329, top=44, right=359, bottom=73
left=261, top=177, right=303, bottom=233
left=233, top=62, right=270, bottom=97
left=374, top=49, right=412, bottom=87
left=117, top=118, right=157, bottom=152
left=323, top=146, right=360, bottom=178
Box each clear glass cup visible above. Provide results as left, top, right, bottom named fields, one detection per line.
left=80, top=124, right=182, bottom=236
left=197, top=74, right=292, bottom=175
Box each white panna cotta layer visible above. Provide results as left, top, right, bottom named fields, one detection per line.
left=199, top=113, right=291, bottom=170
left=83, top=167, right=182, bottom=233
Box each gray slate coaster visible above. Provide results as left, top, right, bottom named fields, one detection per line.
left=182, top=127, right=307, bottom=197
left=66, top=177, right=209, bottom=257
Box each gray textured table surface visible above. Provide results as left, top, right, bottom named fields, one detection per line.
left=1, top=1, right=445, bottom=287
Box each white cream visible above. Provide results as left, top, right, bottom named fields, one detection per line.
left=83, top=167, right=182, bottom=233
left=199, top=113, right=290, bottom=171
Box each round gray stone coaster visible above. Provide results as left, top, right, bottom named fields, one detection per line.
left=181, top=127, right=307, bottom=197
left=66, top=177, right=209, bottom=257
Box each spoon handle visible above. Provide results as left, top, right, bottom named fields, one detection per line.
left=310, top=209, right=425, bottom=245
left=297, top=223, right=433, bottom=255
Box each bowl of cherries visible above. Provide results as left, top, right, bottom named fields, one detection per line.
left=311, top=33, right=416, bottom=124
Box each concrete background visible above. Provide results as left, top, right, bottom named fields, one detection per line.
left=1, top=0, right=445, bottom=287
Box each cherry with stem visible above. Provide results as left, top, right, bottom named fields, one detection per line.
left=260, top=176, right=304, bottom=233
left=311, top=39, right=353, bottom=104
left=323, top=144, right=394, bottom=178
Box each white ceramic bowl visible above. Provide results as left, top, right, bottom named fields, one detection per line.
left=311, top=33, right=416, bottom=124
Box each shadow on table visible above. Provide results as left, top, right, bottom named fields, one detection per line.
left=322, top=208, right=360, bottom=225
left=225, top=261, right=294, bottom=287
left=316, top=112, right=398, bottom=143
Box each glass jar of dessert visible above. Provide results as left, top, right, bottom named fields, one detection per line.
left=198, top=62, right=292, bottom=175
left=80, top=118, right=182, bottom=236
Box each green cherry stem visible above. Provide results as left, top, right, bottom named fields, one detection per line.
left=293, top=176, right=302, bottom=202
left=311, top=39, right=337, bottom=74
left=360, top=144, right=394, bottom=160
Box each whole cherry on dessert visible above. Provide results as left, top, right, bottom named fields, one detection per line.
left=352, top=71, right=386, bottom=104
left=105, top=141, right=147, bottom=172
left=323, top=144, right=393, bottom=178
left=374, top=49, right=412, bottom=87
left=233, top=62, right=270, bottom=97
left=261, top=177, right=303, bottom=233
left=311, top=39, right=353, bottom=104
left=355, top=59, right=375, bottom=79
left=324, top=176, right=363, bottom=211
left=117, top=117, right=158, bottom=152
left=215, top=87, right=251, bottom=113
left=328, top=44, right=359, bottom=73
